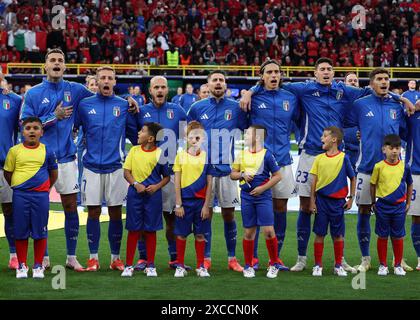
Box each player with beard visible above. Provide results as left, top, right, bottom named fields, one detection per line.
left=188, top=70, right=248, bottom=272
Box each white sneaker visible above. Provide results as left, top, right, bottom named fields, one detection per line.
left=42, top=256, right=50, bottom=269
left=266, top=265, right=279, bottom=279
left=378, top=264, right=389, bottom=276
left=121, top=266, right=134, bottom=277
left=196, top=267, right=210, bottom=277
left=334, top=265, right=348, bottom=277
left=290, top=255, right=307, bottom=272
left=342, top=258, right=357, bottom=274
left=394, top=265, right=406, bottom=276
left=145, top=267, right=157, bottom=277
left=356, top=256, right=371, bottom=272
left=66, top=257, right=85, bottom=272
left=312, top=265, right=323, bottom=276
left=32, top=266, right=45, bottom=279
left=243, top=266, right=255, bottom=278
left=16, top=264, right=28, bottom=279
left=175, top=266, right=187, bottom=278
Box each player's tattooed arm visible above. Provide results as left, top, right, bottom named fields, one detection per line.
left=54, top=101, right=73, bottom=120
left=127, top=96, right=139, bottom=114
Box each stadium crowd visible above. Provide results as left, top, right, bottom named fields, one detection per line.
left=0, top=0, right=419, bottom=75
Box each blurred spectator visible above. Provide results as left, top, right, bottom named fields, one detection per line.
left=0, top=0, right=418, bottom=75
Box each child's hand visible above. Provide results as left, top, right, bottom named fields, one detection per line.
left=201, top=206, right=210, bottom=220
left=135, top=183, right=146, bottom=193
left=343, top=198, right=353, bottom=211
left=175, top=206, right=185, bottom=218
left=145, top=184, right=159, bottom=195
left=370, top=203, right=377, bottom=214
left=309, top=199, right=317, bottom=214
left=242, top=172, right=254, bottom=183
left=250, top=186, right=264, bottom=197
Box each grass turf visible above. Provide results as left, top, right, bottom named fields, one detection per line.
left=0, top=204, right=419, bottom=300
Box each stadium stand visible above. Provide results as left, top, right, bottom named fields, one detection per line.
left=0, top=0, right=419, bottom=76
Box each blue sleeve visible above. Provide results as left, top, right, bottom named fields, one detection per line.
left=399, top=108, right=408, bottom=141
left=160, top=162, right=170, bottom=177
left=249, top=84, right=263, bottom=94
left=265, top=151, right=280, bottom=174
left=126, top=113, right=139, bottom=145
left=281, top=81, right=308, bottom=96
left=187, top=104, right=197, bottom=122
left=344, top=155, right=355, bottom=179
left=47, top=148, right=58, bottom=170
left=344, top=100, right=359, bottom=128
left=406, top=165, right=413, bottom=186
left=343, top=85, right=371, bottom=101
left=237, top=109, right=249, bottom=130
left=20, top=92, right=57, bottom=128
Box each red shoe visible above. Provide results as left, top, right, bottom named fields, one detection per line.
left=86, top=258, right=100, bottom=272
left=8, top=256, right=19, bottom=270
left=110, top=259, right=125, bottom=271
left=228, top=257, right=244, bottom=272
left=204, top=258, right=212, bottom=270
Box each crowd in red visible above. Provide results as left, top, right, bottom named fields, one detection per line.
left=1, top=0, right=419, bottom=74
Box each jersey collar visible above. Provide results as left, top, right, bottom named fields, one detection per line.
left=43, top=78, right=64, bottom=90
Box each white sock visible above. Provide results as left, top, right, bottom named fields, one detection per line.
left=90, top=253, right=99, bottom=260
left=111, top=254, right=120, bottom=261
left=228, top=256, right=235, bottom=261
left=10, top=253, right=17, bottom=258
left=44, top=256, right=50, bottom=260
left=67, top=255, right=76, bottom=261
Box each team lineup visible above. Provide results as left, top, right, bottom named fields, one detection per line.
left=1, top=49, right=420, bottom=280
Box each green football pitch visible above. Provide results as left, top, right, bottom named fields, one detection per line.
left=0, top=204, right=419, bottom=300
